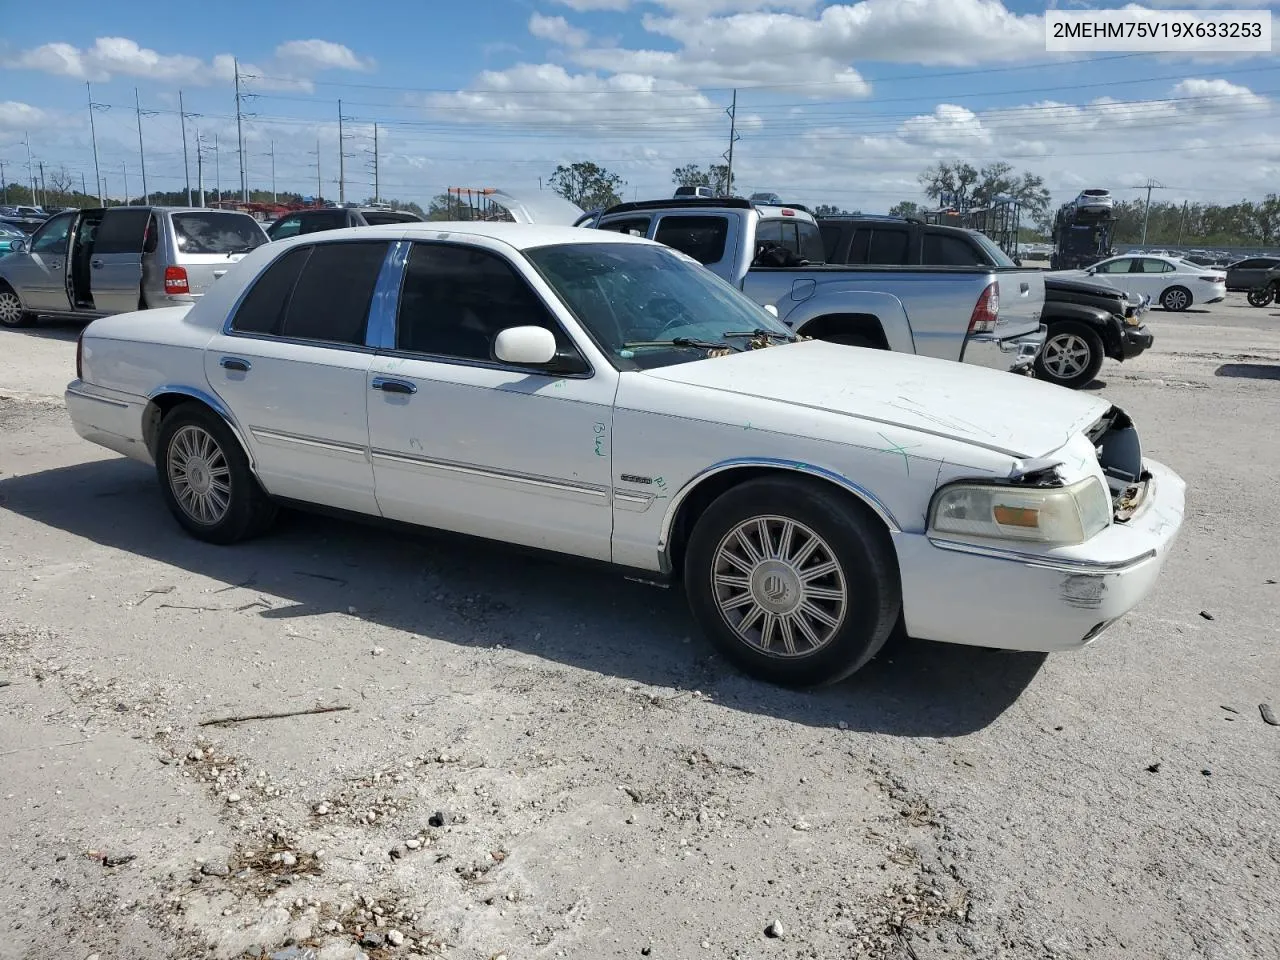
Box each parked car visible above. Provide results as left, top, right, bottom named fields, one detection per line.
left=1057, top=254, right=1226, bottom=312
left=63, top=222, right=1184, bottom=686
left=589, top=200, right=1047, bottom=373
left=1073, top=189, right=1113, bottom=216
left=816, top=215, right=1153, bottom=389
left=1225, top=256, right=1280, bottom=291
left=266, top=206, right=424, bottom=240
left=0, top=221, right=25, bottom=243
left=1036, top=277, right=1153, bottom=389
left=0, top=206, right=269, bottom=328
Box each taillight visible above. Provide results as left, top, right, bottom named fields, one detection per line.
left=968, top=281, right=999, bottom=334
left=164, top=265, right=190, bottom=295
left=76, top=330, right=84, bottom=380
left=781, top=208, right=795, bottom=216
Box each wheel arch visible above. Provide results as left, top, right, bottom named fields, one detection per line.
left=794, top=312, right=891, bottom=350
left=142, top=386, right=256, bottom=470
left=658, top=458, right=901, bottom=577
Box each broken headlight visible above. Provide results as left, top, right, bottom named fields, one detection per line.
left=929, top=476, right=1112, bottom=546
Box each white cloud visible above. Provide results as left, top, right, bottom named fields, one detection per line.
left=2, top=35, right=375, bottom=92
left=529, top=13, right=591, bottom=48
left=275, top=39, right=374, bottom=72
left=0, top=101, right=48, bottom=130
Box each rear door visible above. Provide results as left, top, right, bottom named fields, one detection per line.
left=90, top=208, right=149, bottom=313
left=168, top=211, right=270, bottom=298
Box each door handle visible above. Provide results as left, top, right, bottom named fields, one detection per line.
left=91, top=259, right=104, bottom=269
left=371, top=377, right=416, bottom=395
left=219, top=356, right=251, bottom=372
left=213, top=270, right=227, bottom=278
left=50, top=260, right=63, bottom=269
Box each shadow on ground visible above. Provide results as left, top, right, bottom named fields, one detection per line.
left=1081, top=378, right=1108, bottom=391
left=1215, top=362, right=1280, bottom=380
left=0, top=457, right=1047, bottom=738
left=5, top=318, right=86, bottom=342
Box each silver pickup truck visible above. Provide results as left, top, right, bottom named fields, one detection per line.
left=586, top=198, right=1047, bottom=373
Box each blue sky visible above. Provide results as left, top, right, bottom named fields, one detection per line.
left=2, top=0, right=1278, bottom=213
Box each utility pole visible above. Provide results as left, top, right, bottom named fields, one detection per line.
left=86, top=83, right=104, bottom=205
left=1, top=161, right=7, bottom=205
left=214, top=133, right=221, bottom=203
left=268, top=139, right=276, bottom=202
left=22, top=132, right=34, bottom=204
left=722, top=89, right=740, bottom=197
left=1176, top=199, right=1189, bottom=246
left=134, top=87, right=149, bottom=205
left=179, top=89, right=192, bottom=206
left=373, top=122, right=379, bottom=204
left=337, top=100, right=346, bottom=204
left=38, top=161, right=45, bottom=207
left=1139, top=178, right=1165, bottom=245
left=314, top=137, right=322, bottom=202
left=81, top=171, right=87, bottom=200
left=196, top=127, right=205, bottom=207
left=122, top=162, right=129, bottom=205
left=234, top=59, right=248, bottom=202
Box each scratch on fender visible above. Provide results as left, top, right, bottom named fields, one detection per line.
left=1061, top=574, right=1106, bottom=609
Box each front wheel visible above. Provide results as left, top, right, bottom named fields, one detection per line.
left=155, top=403, right=278, bottom=544
left=1034, top=321, right=1105, bottom=389
left=1160, top=286, right=1192, bottom=312
left=0, top=286, right=33, bottom=328
left=1247, top=285, right=1275, bottom=307
left=683, top=476, right=901, bottom=687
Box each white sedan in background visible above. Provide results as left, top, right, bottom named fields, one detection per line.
left=63, top=223, right=1186, bottom=688
left=1061, top=254, right=1226, bottom=312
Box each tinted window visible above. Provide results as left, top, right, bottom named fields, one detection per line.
left=171, top=212, right=267, bottom=255
left=797, top=221, right=826, bottom=262
left=867, top=228, right=909, bottom=264
left=654, top=215, right=728, bottom=264
left=268, top=216, right=303, bottom=240
left=1094, top=258, right=1130, bottom=274
left=360, top=211, right=422, bottom=226
left=280, top=241, right=388, bottom=345
left=819, top=223, right=844, bottom=260
left=923, top=232, right=985, bottom=266
left=300, top=211, right=348, bottom=234
left=848, top=228, right=870, bottom=263
left=94, top=208, right=150, bottom=255
left=231, top=246, right=310, bottom=335
left=395, top=243, right=569, bottom=361
left=29, top=212, right=74, bottom=254
left=598, top=217, right=651, bottom=237
left=1138, top=258, right=1170, bottom=273
left=143, top=213, right=159, bottom=254
left=755, top=219, right=785, bottom=247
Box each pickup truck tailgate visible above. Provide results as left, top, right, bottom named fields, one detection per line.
left=992, top=268, right=1045, bottom=336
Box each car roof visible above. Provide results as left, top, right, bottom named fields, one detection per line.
left=270, top=220, right=651, bottom=251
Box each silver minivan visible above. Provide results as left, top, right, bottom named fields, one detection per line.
left=0, top=205, right=269, bottom=328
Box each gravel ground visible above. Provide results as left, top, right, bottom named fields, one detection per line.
left=0, top=294, right=1277, bottom=960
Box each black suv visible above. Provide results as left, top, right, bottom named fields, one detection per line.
left=817, top=214, right=1153, bottom=389
left=267, top=206, right=423, bottom=240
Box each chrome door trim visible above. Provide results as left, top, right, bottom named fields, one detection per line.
left=370, top=447, right=609, bottom=503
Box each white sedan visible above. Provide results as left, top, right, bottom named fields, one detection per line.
left=1061, top=254, right=1226, bottom=312
left=64, top=223, right=1186, bottom=687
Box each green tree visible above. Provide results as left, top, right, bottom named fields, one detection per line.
left=813, top=204, right=856, bottom=217
left=919, top=161, right=1050, bottom=222
left=549, top=161, right=625, bottom=210
left=672, top=164, right=710, bottom=188
left=888, top=200, right=921, bottom=218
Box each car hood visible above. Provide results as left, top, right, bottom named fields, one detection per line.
left=641, top=340, right=1112, bottom=459
left=1044, top=275, right=1127, bottom=299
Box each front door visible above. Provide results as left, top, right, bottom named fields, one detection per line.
left=17, top=210, right=75, bottom=312
left=204, top=238, right=391, bottom=514
left=90, top=208, right=150, bottom=313
left=366, top=239, right=617, bottom=561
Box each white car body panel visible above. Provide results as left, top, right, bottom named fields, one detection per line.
left=1056, top=255, right=1227, bottom=307
left=64, top=221, right=1187, bottom=660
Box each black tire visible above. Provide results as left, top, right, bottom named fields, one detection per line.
left=1034, top=321, right=1105, bottom=390
left=683, top=476, right=901, bottom=688
left=154, top=402, right=277, bottom=545
left=0, top=285, right=34, bottom=328
left=1160, top=286, right=1192, bottom=312
left=1247, top=286, right=1275, bottom=308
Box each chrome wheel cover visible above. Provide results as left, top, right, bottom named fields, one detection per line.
left=1042, top=332, right=1091, bottom=379
left=166, top=425, right=232, bottom=525
left=0, top=291, right=22, bottom=326
left=1164, top=288, right=1189, bottom=310
left=711, top=515, right=848, bottom=658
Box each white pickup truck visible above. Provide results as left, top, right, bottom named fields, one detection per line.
left=583, top=198, right=1047, bottom=374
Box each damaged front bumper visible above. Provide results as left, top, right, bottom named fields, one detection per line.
left=894, top=407, right=1186, bottom=653
left=961, top=324, right=1046, bottom=375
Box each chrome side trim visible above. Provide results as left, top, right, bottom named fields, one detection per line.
left=145, top=384, right=257, bottom=470
left=367, top=240, right=410, bottom=350
left=250, top=428, right=369, bottom=460
left=657, top=457, right=903, bottom=570
left=926, top=536, right=1157, bottom=573
left=66, top=387, right=129, bottom=409
left=613, top=489, right=654, bottom=513
left=370, top=447, right=609, bottom=502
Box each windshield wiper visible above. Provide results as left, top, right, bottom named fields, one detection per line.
left=722, top=328, right=797, bottom=343
left=621, top=337, right=740, bottom=351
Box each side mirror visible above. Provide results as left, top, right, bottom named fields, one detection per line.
left=763, top=304, right=779, bottom=318
left=494, top=325, right=557, bottom=365
left=7, top=238, right=25, bottom=252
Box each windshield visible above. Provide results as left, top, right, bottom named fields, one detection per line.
left=171, top=212, right=268, bottom=255
left=969, top=231, right=1017, bottom=267
left=524, top=241, right=794, bottom=371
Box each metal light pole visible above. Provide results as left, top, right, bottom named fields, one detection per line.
left=179, top=89, right=192, bottom=206
left=373, top=122, right=379, bottom=204
left=122, top=162, right=129, bottom=205
left=134, top=87, right=149, bottom=205
left=196, top=126, right=205, bottom=207
left=86, top=83, right=104, bottom=205
left=234, top=59, right=248, bottom=202
left=22, top=132, right=34, bottom=203
left=1, top=161, right=7, bottom=204
left=214, top=133, right=221, bottom=202
left=337, top=100, right=345, bottom=204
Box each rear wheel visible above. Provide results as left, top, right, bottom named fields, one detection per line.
left=1160, top=286, right=1192, bottom=312
left=155, top=403, right=277, bottom=544
left=0, top=286, right=33, bottom=328
left=1034, top=321, right=1105, bottom=390
left=683, top=476, right=901, bottom=687
left=1247, top=285, right=1275, bottom=307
